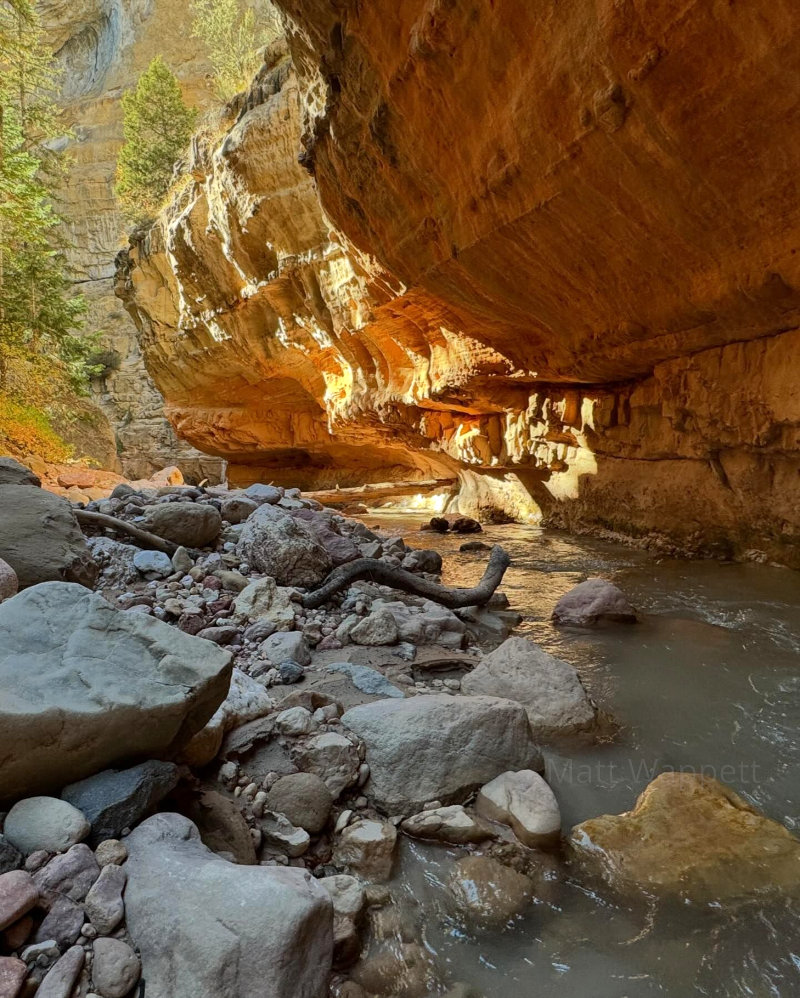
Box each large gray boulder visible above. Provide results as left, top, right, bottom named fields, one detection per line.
left=141, top=502, right=221, bottom=547
left=0, top=485, right=97, bottom=588
left=123, top=813, right=332, bottom=998
left=0, top=457, right=40, bottom=486
left=461, top=636, right=596, bottom=740
left=342, top=695, right=542, bottom=814
left=0, top=583, right=232, bottom=800
left=237, top=504, right=332, bottom=586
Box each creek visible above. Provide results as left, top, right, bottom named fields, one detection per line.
left=362, top=514, right=800, bottom=997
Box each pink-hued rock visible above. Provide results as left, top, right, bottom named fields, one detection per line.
left=0, top=956, right=27, bottom=998
left=0, top=871, right=38, bottom=930
left=0, top=558, right=17, bottom=602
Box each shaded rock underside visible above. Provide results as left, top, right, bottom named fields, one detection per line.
left=117, top=1, right=800, bottom=565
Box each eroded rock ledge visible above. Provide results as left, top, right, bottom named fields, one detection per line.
left=117, top=6, right=800, bottom=565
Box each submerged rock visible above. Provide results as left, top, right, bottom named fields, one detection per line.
left=0, top=486, right=97, bottom=589
left=123, top=813, right=332, bottom=998
left=342, top=695, right=542, bottom=814
left=552, top=578, right=637, bottom=626
left=569, top=772, right=800, bottom=900
left=447, top=855, right=534, bottom=926
left=461, top=636, right=596, bottom=740
left=0, top=582, right=231, bottom=799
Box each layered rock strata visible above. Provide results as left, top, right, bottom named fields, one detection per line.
left=118, top=4, right=800, bottom=564
left=44, top=0, right=224, bottom=479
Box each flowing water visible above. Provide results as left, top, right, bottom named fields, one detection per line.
left=359, top=514, right=800, bottom=997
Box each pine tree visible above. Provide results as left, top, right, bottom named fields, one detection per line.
left=0, top=0, right=88, bottom=389
left=115, top=56, right=198, bottom=224
left=191, top=0, right=281, bottom=101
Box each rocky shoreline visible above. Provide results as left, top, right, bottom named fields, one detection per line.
left=0, top=455, right=798, bottom=998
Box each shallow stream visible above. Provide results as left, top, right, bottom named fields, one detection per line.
left=361, top=514, right=800, bottom=997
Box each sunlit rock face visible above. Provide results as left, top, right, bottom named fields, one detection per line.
left=42, top=0, right=223, bottom=479
left=119, top=4, right=800, bottom=564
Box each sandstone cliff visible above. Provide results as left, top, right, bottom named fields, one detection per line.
left=44, top=0, right=223, bottom=479
left=118, top=3, right=800, bottom=565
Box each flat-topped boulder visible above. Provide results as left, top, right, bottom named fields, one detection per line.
left=461, top=636, right=596, bottom=740
left=124, top=813, right=332, bottom=998
left=569, top=772, right=800, bottom=900
left=0, top=582, right=232, bottom=800
left=342, top=695, right=542, bottom=814
left=0, top=485, right=97, bottom=589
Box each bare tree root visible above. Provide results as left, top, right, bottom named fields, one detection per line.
left=302, top=544, right=511, bottom=610
left=75, top=509, right=179, bottom=556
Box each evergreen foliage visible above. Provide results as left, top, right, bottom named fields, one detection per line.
left=0, top=0, right=90, bottom=392
left=114, top=56, right=198, bottom=224
left=191, top=0, right=281, bottom=101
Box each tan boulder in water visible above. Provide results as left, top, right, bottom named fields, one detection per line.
left=569, top=772, right=800, bottom=900
left=447, top=855, right=534, bottom=926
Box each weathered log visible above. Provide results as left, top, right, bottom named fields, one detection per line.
left=302, top=544, right=511, bottom=610
left=304, top=478, right=458, bottom=507
left=74, top=509, right=179, bottom=556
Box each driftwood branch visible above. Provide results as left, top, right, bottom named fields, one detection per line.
left=75, top=509, right=178, bottom=556
left=304, top=478, right=457, bottom=507
left=302, top=544, right=511, bottom=610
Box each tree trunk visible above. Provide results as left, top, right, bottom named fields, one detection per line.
left=74, top=509, right=180, bottom=556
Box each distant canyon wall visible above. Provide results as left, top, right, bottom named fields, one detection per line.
left=118, top=1, right=800, bottom=565
left=41, top=0, right=223, bottom=479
